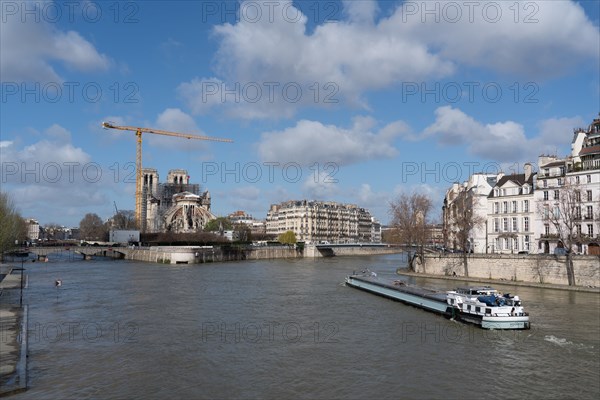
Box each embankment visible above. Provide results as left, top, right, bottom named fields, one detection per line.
left=413, top=253, right=600, bottom=288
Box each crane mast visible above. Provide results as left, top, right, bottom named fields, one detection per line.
left=101, top=122, right=232, bottom=231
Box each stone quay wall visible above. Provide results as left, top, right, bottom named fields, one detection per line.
left=124, top=246, right=302, bottom=264
left=415, top=254, right=600, bottom=287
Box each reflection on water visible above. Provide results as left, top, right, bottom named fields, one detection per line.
left=7, top=253, right=599, bottom=399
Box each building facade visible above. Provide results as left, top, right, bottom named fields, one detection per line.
left=443, top=173, right=498, bottom=253
left=443, top=115, right=599, bottom=255
left=142, top=169, right=215, bottom=233
left=266, top=200, right=381, bottom=243
left=487, top=164, right=535, bottom=254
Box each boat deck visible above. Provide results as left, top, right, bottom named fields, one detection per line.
left=347, top=275, right=448, bottom=305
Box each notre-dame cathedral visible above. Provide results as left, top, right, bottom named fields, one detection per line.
left=140, top=168, right=215, bottom=233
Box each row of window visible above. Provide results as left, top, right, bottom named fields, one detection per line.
left=492, top=236, right=531, bottom=252
left=542, top=190, right=594, bottom=201
left=493, top=200, right=530, bottom=214
left=544, top=224, right=594, bottom=236
left=493, top=217, right=530, bottom=233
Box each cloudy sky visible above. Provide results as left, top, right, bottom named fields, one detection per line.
left=1, top=0, right=599, bottom=227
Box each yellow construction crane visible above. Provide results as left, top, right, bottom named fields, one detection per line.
left=101, top=122, right=233, bottom=230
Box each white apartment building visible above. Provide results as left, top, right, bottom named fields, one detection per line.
left=266, top=200, right=381, bottom=243
left=443, top=173, right=498, bottom=253
left=487, top=164, right=535, bottom=254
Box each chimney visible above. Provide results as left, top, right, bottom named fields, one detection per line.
left=524, top=163, right=532, bottom=181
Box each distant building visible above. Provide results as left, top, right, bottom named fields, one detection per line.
left=227, top=211, right=266, bottom=235
left=266, top=200, right=381, bottom=243
left=142, top=169, right=215, bottom=233
left=26, top=219, right=40, bottom=241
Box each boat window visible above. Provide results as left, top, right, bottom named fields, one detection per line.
left=467, top=305, right=471, bottom=311
left=450, top=298, right=455, bottom=305
left=475, top=307, right=481, bottom=312
left=485, top=308, right=492, bottom=315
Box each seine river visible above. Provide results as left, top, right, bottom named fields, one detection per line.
left=9, top=254, right=600, bottom=399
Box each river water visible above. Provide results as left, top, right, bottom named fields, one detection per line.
left=7, top=254, right=600, bottom=399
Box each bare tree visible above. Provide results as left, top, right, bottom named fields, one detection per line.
left=537, top=180, right=581, bottom=286
left=112, top=210, right=137, bottom=230
left=447, top=188, right=485, bottom=277
left=79, top=213, right=108, bottom=241
left=389, top=193, right=432, bottom=269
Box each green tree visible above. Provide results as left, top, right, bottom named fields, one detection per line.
left=203, top=217, right=232, bottom=233
left=0, top=192, right=26, bottom=256
left=79, top=213, right=108, bottom=241
left=278, top=230, right=297, bottom=245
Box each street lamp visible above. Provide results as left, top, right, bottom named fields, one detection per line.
left=14, top=262, right=25, bottom=307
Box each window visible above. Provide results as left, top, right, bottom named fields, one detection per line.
left=544, top=168, right=549, bottom=177
left=512, top=217, right=518, bottom=232
left=523, top=186, right=529, bottom=194
left=558, top=177, right=563, bottom=186
left=560, top=166, right=565, bottom=175
left=512, top=201, right=517, bottom=213
left=543, top=180, right=548, bottom=188
left=587, top=190, right=593, bottom=202
left=524, top=217, right=529, bottom=231
left=575, top=190, right=581, bottom=202
left=587, top=175, right=592, bottom=183
left=576, top=176, right=580, bottom=184
left=503, top=218, right=508, bottom=232
left=576, top=225, right=582, bottom=235
left=494, top=219, right=499, bottom=232
left=503, top=201, right=508, bottom=213
left=475, top=307, right=481, bottom=313
left=494, top=203, right=499, bottom=214
left=576, top=206, right=582, bottom=219
left=495, top=238, right=500, bottom=250
left=588, top=225, right=594, bottom=237
left=545, top=225, right=550, bottom=235
left=543, top=191, right=549, bottom=201
left=524, top=200, right=529, bottom=213
left=554, top=190, right=560, bottom=200
left=514, top=238, right=518, bottom=251
left=587, top=206, right=593, bottom=219
left=504, top=238, right=509, bottom=249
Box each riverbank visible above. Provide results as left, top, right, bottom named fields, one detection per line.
left=0, top=266, right=28, bottom=396
left=414, top=253, right=600, bottom=288
left=397, top=269, right=600, bottom=293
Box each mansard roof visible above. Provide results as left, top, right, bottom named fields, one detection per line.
left=487, top=173, right=534, bottom=198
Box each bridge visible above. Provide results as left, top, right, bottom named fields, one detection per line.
left=13, top=246, right=130, bottom=261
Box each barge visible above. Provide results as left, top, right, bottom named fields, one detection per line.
left=345, top=272, right=530, bottom=330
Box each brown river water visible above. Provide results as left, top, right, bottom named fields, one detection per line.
left=6, top=253, right=599, bottom=399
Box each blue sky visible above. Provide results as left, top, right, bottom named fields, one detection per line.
left=1, top=0, right=599, bottom=227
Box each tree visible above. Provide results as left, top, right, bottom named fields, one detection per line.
left=389, top=193, right=432, bottom=267
left=79, top=213, right=108, bottom=241
left=278, top=230, right=297, bottom=245
left=112, top=210, right=137, bottom=230
left=203, top=217, right=232, bottom=233
left=537, top=180, right=581, bottom=286
left=446, top=188, right=485, bottom=277
left=0, top=192, right=26, bottom=256
left=234, top=223, right=252, bottom=242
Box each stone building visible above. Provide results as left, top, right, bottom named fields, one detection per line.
left=266, top=200, right=381, bottom=243
left=487, top=164, right=535, bottom=253
left=141, top=168, right=215, bottom=233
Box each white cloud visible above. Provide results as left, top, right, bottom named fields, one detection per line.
left=0, top=141, right=14, bottom=148
left=0, top=2, right=110, bottom=82
left=302, top=175, right=340, bottom=199
left=258, top=116, right=406, bottom=166
left=178, top=0, right=598, bottom=119
left=395, top=0, right=600, bottom=78
left=421, top=106, right=583, bottom=162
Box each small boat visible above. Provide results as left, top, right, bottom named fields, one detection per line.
left=345, top=273, right=530, bottom=330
